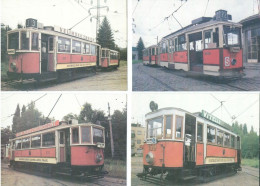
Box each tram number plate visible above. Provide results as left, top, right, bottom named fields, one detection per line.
left=225, top=57, right=230, bottom=67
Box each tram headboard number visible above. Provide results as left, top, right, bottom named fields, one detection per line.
left=215, top=10, right=228, bottom=21
left=26, top=18, right=37, bottom=28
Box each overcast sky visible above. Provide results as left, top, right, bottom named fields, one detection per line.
left=1, top=0, right=127, bottom=48
left=132, top=0, right=259, bottom=47
left=132, top=92, right=259, bottom=134
left=1, top=92, right=126, bottom=129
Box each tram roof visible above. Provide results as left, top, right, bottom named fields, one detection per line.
left=162, top=19, right=242, bottom=40
left=145, top=107, right=237, bottom=136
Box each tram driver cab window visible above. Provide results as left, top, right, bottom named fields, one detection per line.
left=72, top=128, right=79, bottom=144
left=164, top=115, right=172, bottom=139
left=207, top=125, right=216, bottom=143
left=175, top=115, right=183, bottom=139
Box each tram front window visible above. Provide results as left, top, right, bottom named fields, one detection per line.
left=8, top=32, right=19, bottom=49
left=147, top=117, right=163, bottom=139
left=93, top=127, right=104, bottom=143
left=223, top=26, right=241, bottom=46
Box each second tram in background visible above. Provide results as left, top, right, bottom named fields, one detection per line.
left=6, top=18, right=119, bottom=82
left=143, top=10, right=244, bottom=79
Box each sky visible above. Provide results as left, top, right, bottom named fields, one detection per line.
left=131, top=92, right=260, bottom=134
left=1, top=92, right=127, bottom=129
left=1, top=0, right=127, bottom=48
left=132, top=0, right=260, bottom=47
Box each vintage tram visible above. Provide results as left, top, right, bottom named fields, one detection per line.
left=6, top=18, right=119, bottom=82
left=137, top=107, right=241, bottom=183
left=9, top=120, right=106, bottom=177
left=100, top=48, right=120, bottom=68
left=143, top=10, right=244, bottom=78
left=143, top=45, right=158, bottom=66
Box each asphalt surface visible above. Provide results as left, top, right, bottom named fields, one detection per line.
left=132, top=62, right=260, bottom=91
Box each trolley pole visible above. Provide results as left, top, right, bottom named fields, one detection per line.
left=108, top=102, right=114, bottom=158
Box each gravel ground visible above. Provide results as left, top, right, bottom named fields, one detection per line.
left=132, top=63, right=260, bottom=91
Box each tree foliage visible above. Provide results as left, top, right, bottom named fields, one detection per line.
left=149, top=101, right=158, bottom=112
left=97, top=17, right=115, bottom=50
left=1, top=25, right=11, bottom=62
left=1, top=126, right=15, bottom=145
left=136, top=37, right=145, bottom=60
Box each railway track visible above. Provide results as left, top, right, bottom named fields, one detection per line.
left=242, top=166, right=259, bottom=178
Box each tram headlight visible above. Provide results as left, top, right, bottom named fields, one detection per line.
left=145, top=152, right=154, bottom=165
left=96, top=153, right=103, bottom=163
left=231, top=59, right=237, bottom=66
left=10, top=62, right=17, bottom=72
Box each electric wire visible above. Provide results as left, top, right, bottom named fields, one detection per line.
left=44, top=94, right=62, bottom=124
left=204, top=0, right=210, bottom=16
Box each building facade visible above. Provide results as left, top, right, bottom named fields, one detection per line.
left=240, top=14, right=260, bottom=63
left=131, top=123, right=146, bottom=156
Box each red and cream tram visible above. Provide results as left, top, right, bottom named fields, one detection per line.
left=7, top=18, right=119, bottom=81
left=144, top=10, right=244, bottom=78
left=143, top=45, right=158, bottom=66
left=100, top=48, right=120, bottom=68
left=9, top=120, right=106, bottom=177
left=138, top=107, right=241, bottom=182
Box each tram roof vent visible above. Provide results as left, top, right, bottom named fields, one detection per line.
left=191, top=17, right=212, bottom=25
left=68, top=119, right=78, bottom=125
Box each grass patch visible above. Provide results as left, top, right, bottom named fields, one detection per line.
left=242, top=158, right=259, bottom=168
left=1, top=61, right=8, bottom=81
left=104, top=159, right=126, bottom=179
left=132, top=60, right=142, bottom=64
left=120, top=60, right=127, bottom=66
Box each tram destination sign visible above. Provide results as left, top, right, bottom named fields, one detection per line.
left=200, top=110, right=231, bottom=130
left=16, top=120, right=60, bottom=137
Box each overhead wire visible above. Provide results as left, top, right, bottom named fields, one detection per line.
left=204, top=0, right=210, bottom=16
left=232, top=99, right=259, bottom=121
left=44, top=94, right=62, bottom=124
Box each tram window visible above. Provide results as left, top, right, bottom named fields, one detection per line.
left=60, top=132, right=64, bottom=144
left=31, top=33, right=39, bottom=50
left=72, top=40, right=81, bottom=53
left=204, top=31, right=212, bottom=49
left=102, top=50, right=106, bottom=57
left=152, top=48, right=155, bottom=55
left=91, top=45, right=96, bottom=55
left=223, top=26, right=240, bottom=46
left=22, top=138, right=30, bottom=149
left=31, top=135, right=41, bottom=148
left=81, top=126, right=91, bottom=143
left=93, top=127, right=104, bottom=143
left=164, top=115, right=172, bottom=139
left=174, top=38, right=178, bottom=51
left=42, top=132, right=55, bottom=147
left=213, top=28, right=219, bottom=47
left=15, top=139, right=22, bottom=149
left=147, top=117, right=163, bottom=139
left=231, top=135, right=235, bottom=148
left=197, top=122, right=203, bottom=142
left=207, top=125, right=216, bottom=143
left=178, top=35, right=186, bottom=51
left=217, top=129, right=223, bottom=146
left=72, top=128, right=79, bottom=144
left=8, top=32, right=19, bottom=49
left=162, top=42, right=167, bottom=53
left=58, top=37, right=71, bottom=53
left=175, top=115, right=183, bottom=139
left=83, top=43, right=90, bottom=54
left=21, top=32, right=29, bottom=50
left=224, top=133, right=230, bottom=147
left=49, top=38, right=53, bottom=51
left=106, top=50, right=109, bottom=57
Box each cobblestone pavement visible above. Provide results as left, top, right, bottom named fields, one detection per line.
left=132, top=63, right=260, bottom=91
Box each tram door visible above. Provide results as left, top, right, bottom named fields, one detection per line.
left=41, top=34, right=54, bottom=72
left=59, top=131, right=65, bottom=162
left=184, top=113, right=196, bottom=167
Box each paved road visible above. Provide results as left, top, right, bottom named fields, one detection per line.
left=1, top=64, right=127, bottom=91
left=1, top=163, right=126, bottom=186
left=131, top=157, right=259, bottom=186
left=132, top=63, right=260, bottom=91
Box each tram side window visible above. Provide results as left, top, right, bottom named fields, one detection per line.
left=231, top=135, right=235, bottom=148
left=31, top=33, right=39, bottom=50
left=22, top=138, right=30, bottom=149
left=102, top=50, right=106, bottom=57
left=162, top=42, right=167, bottom=53
left=165, top=115, right=172, bottom=139
left=49, top=38, right=54, bottom=51
left=72, top=40, right=81, bottom=53
left=42, top=132, right=55, bottom=147
left=81, top=126, right=91, bottom=143
left=83, top=43, right=90, bottom=54
left=223, top=26, right=240, bottom=46
left=207, top=125, right=216, bottom=143
left=175, top=115, right=183, bottom=139
left=178, top=35, right=186, bottom=51
left=91, top=45, right=96, bottom=55
left=204, top=31, right=212, bottom=49
left=21, top=32, right=29, bottom=50
left=152, top=48, right=155, bottom=55
left=8, top=32, right=19, bottom=49
left=15, top=139, right=22, bottom=149
left=31, top=135, right=41, bottom=148
left=213, top=28, right=219, bottom=47
left=58, top=37, right=71, bottom=53
left=147, top=117, right=163, bottom=139
left=72, top=128, right=79, bottom=144
left=217, top=129, right=223, bottom=146
left=93, top=127, right=104, bottom=143
left=224, top=133, right=230, bottom=147
left=197, top=122, right=203, bottom=142
left=174, top=38, right=178, bottom=51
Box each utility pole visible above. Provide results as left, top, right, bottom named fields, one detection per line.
left=108, top=102, right=114, bottom=158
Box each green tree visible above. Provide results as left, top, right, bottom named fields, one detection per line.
left=119, top=47, right=127, bottom=61
left=149, top=101, right=158, bottom=112
left=97, top=17, right=115, bottom=50
left=12, top=104, right=21, bottom=134
left=136, top=37, right=145, bottom=60
left=243, top=124, right=248, bottom=135
left=63, top=113, right=78, bottom=122
left=79, top=102, right=94, bottom=123
left=1, top=126, right=15, bottom=145
left=1, top=25, right=11, bottom=62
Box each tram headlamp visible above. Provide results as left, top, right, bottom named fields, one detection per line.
left=231, top=59, right=237, bottom=65
left=96, top=153, right=103, bottom=163
left=145, top=152, right=154, bottom=165
left=10, top=62, right=17, bottom=72
left=97, top=143, right=105, bottom=148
